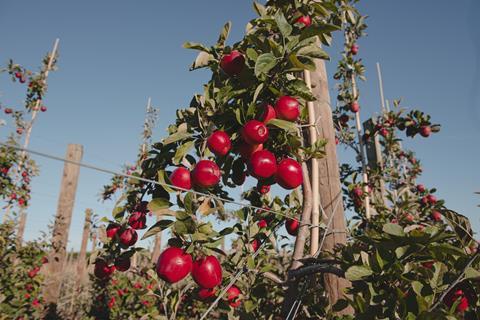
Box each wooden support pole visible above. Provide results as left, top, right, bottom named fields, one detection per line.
left=304, top=70, right=321, bottom=257
left=43, top=144, right=83, bottom=316
left=77, top=208, right=92, bottom=281
left=310, top=58, right=353, bottom=315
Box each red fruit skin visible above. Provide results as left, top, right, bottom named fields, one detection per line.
left=379, top=128, right=389, bottom=137
left=115, top=257, right=131, bottom=272
left=94, top=260, right=115, bottom=279
left=192, top=256, right=223, bottom=289
left=15, top=72, right=22, bottom=79
left=248, top=150, right=277, bottom=179
left=405, top=214, right=414, bottom=222
left=445, top=289, right=470, bottom=313
left=4, top=108, right=13, bottom=114
left=242, top=120, right=269, bottom=145
left=420, top=125, right=431, bottom=137
left=431, top=210, right=442, bottom=222
left=257, top=219, right=267, bottom=229
left=427, top=194, right=437, bottom=205
left=191, top=160, right=221, bottom=188
left=257, top=182, right=270, bottom=194
left=353, top=187, right=363, bottom=197
left=275, top=96, right=300, bottom=121
left=417, top=184, right=426, bottom=193
left=119, top=228, right=138, bottom=247
left=28, top=267, right=40, bottom=278
left=350, top=102, right=360, bottom=113
left=220, top=50, right=245, bottom=76
left=128, top=211, right=147, bottom=230
left=227, top=285, right=242, bottom=308
left=259, top=104, right=276, bottom=123
left=207, top=131, right=231, bottom=156
left=422, top=261, right=434, bottom=269
left=169, top=167, right=192, bottom=190
left=106, top=223, right=121, bottom=239
left=250, top=239, right=260, bottom=252
left=156, top=247, right=193, bottom=284
left=238, top=143, right=263, bottom=159
left=40, top=106, right=47, bottom=112
left=285, top=218, right=299, bottom=236
left=197, top=288, right=216, bottom=301
left=296, top=15, right=311, bottom=27
left=276, top=158, right=303, bottom=189
left=351, top=44, right=359, bottom=55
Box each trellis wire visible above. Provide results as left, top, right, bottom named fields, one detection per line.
left=0, top=142, right=325, bottom=229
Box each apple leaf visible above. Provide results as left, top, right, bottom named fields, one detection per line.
left=266, top=118, right=297, bottom=133
left=285, top=79, right=315, bottom=101
left=163, top=131, right=192, bottom=145
left=183, top=42, right=210, bottom=52
left=141, top=220, right=174, bottom=240
left=274, top=10, right=292, bottom=38
left=252, top=1, right=266, bottom=17
left=254, top=53, right=277, bottom=78
left=345, top=265, right=373, bottom=281
left=148, top=198, right=172, bottom=214
left=383, top=223, right=405, bottom=237
left=217, top=22, right=231, bottom=47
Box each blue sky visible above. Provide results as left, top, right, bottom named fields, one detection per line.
left=0, top=1, right=479, bottom=250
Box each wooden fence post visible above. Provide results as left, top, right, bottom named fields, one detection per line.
left=310, top=58, right=354, bottom=315
left=43, top=144, right=83, bottom=316
left=77, top=208, right=92, bottom=281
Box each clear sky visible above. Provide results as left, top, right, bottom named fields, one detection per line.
left=0, top=1, right=479, bottom=250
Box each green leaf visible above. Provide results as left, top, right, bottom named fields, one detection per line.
left=285, top=79, right=315, bottom=101
left=297, top=45, right=329, bottom=60
left=252, top=83, right=264, bottom=103
left=163, top=131, right=192, bottom=145
left=247, top=256, right=256, bottom=269
left=158, top=170, right=176, bottom=193
left=383, top=223, right=405, bottom=237
left=274, top=10, right=292, bottom=38
left=141, top=220, right=174, bottom=240
left=254, top=53, right=277, bottom=78
left=299, top=24, right=341, bottom=41
left=465, top=266, right=480, bottom=279
left=266, top=118, right=297, bottom=133
left=289, top=54, right=316, bottom=71
left=148, top=198, right=172, bottom=214
left=217, top=22, right=231, bottom=47
left=183, top=192, right=194, bottom=214
left=190, top=51, right=214, bottom=71
left=173, top=140, right=194, bottom=165
left=183, top=42, right=210, bottom=52
left=112, top=206, right=125, bottom=220
left=252, top=1, right=266, bottom=17
left=442, top=209, right=475, bottom=246
left=345, top=265, right=373, bottom=281
left=198, top=222, right=214, bottom=235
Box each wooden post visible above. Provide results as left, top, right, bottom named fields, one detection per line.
left=304, top=70, right=321, bottom=257
left=43, top=144, right=83, bottom=315
left=77, top=208, right=92, bottom=281
left=363, top=119, right=387, bottom=206
left=310, top=58, right=353, bottom=315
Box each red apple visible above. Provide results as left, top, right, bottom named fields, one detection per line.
left=192, top=256, right=223, bottom=289
left=192, top=160, right=221, bottom=188
left=242, top=120, right=269, bottom=145
left=156, top=247, right=193, bottom=284
left=296, top=15, right=311, bottom=27
left=119, top=228, right=138, bottom=247
left=259, top=104, right=276, bottom=123
left=257, top=182, right=270, bottom=194
left=427, top=194, right=437, bottom=205
left=207, top=131, right=231, bottom=156
left=128, top=211, right=146, bottom=230
left=379, top=128, right=389, bottom=137
left=15, top=72, right=22, bottom=79
left=420, top=125, right=431, bottom=137
left=197, top=288, right=216, bottom=301
left=275, top=96, right=300, bottom=121
left=4, top=108, right=13, bottom=114
left=106, top=223, right=121, bottom=239
left=350, top=101, right=360, bottom=113
left=94, top=260, right=115, bottom=279
left=257, top=219, right=267, bottom=229
left=16, top=128, right=23, bottom=135
left=276, top=158, right=303, bottom=189
left=250, top=238, right=260, bottom=252
left=431, top=210, right=442, bottom=222
left=248, top=150, right=277, bottom=179
left=226, top=285, right=242, bottom=308
left=40, top=106, right=47, bottom=112
left=417, top=184, right=426, bottom=193
left=238, top=143, right=263, bottom=159
left=220, top=50, right=245, bottom=76
left=285, top=218, right=299, bottom=236
left=115, top=257, right=131, bottom=272
left=169, top=167, right=192, bottom=190
left=351, top=44, right=359, bottom=55
left=422, top=261, right=434, bottom=269
left=352, top=186, right=363, bottom=197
